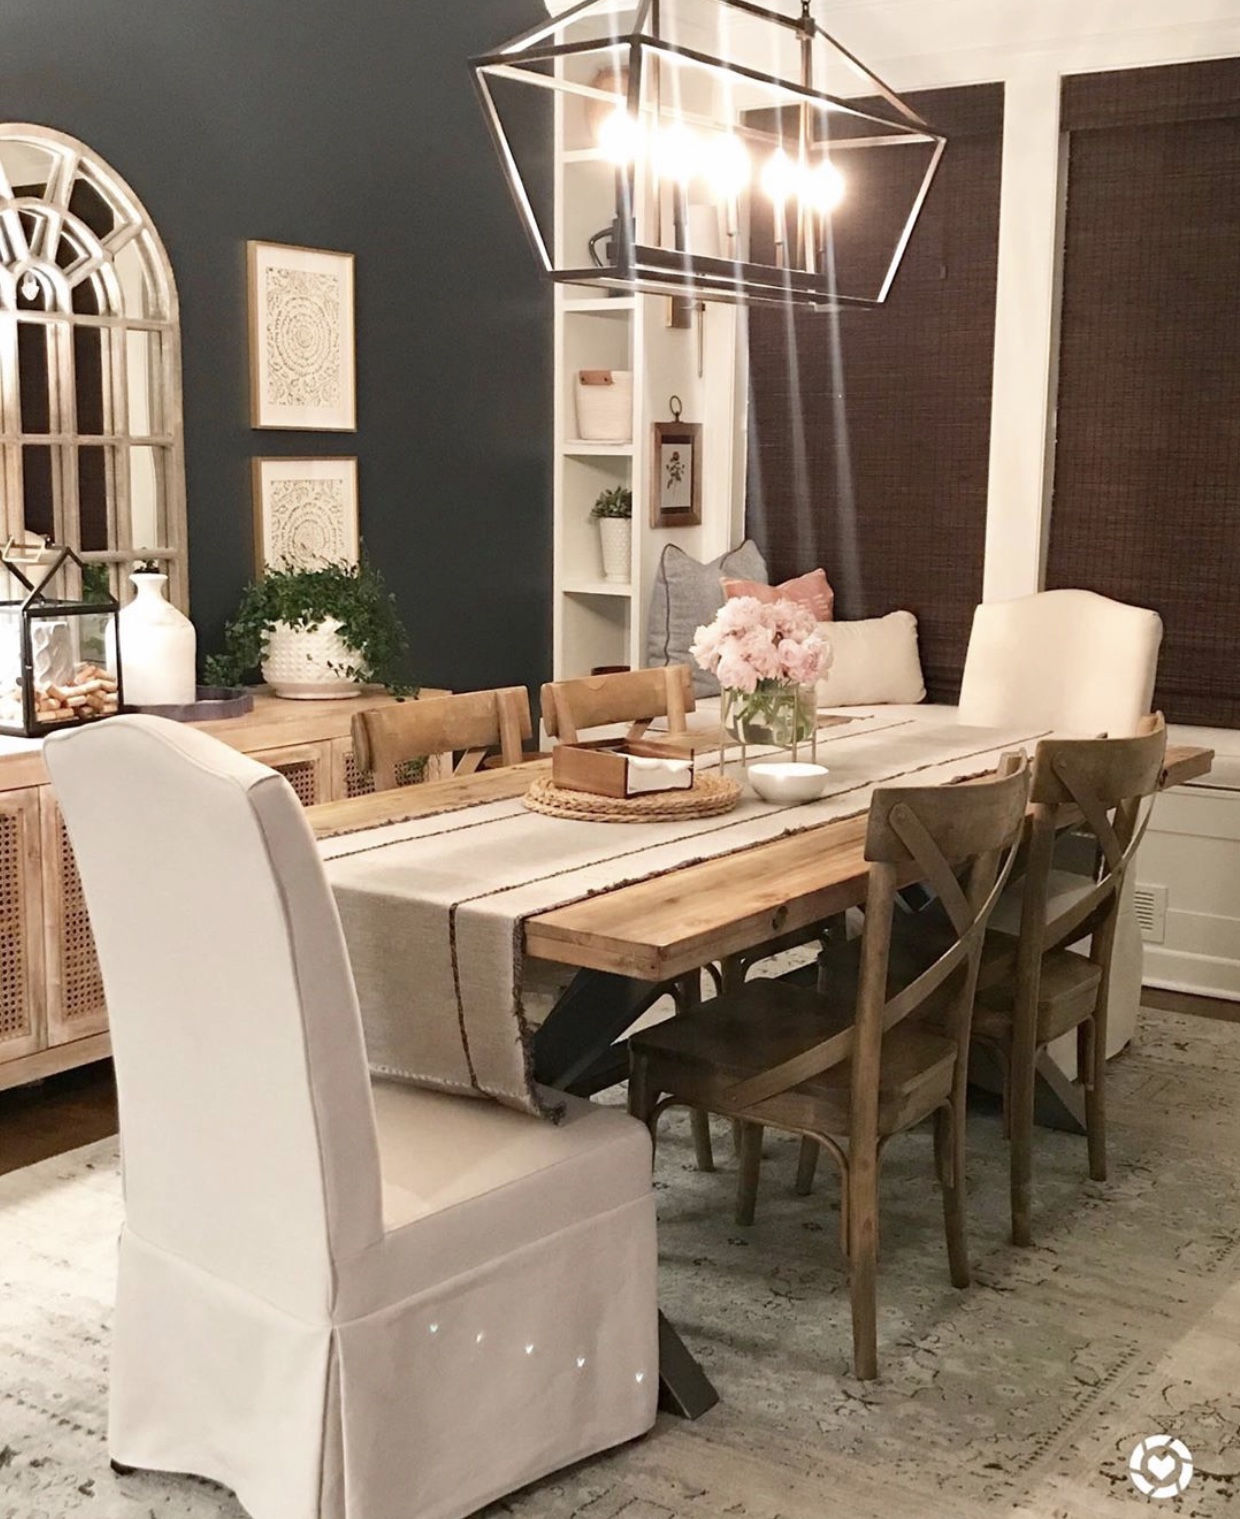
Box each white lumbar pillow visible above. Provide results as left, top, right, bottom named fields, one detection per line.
left=816, top=611, right=926, bottom=706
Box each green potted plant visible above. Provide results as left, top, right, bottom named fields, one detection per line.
left=590, top=485, right=632, bottom=584
left=204, top=558, right=412, bottom=699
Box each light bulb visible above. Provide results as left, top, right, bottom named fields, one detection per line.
left=655, top=121, right=700, bottom=185
left=598, top=106, right=641, bottom=167
left=760, top=149, right=799, bottom=205
left=703, top=132, right=750, bottom=199
left=804, top=158, right=845, bottom=213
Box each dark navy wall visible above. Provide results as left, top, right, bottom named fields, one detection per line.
left=4, top=0, right=553, bottom=692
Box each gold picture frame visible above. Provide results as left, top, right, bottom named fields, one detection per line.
left=247, top=241, right=356, bottom=431
left=252, top=456, right=359, bottom=571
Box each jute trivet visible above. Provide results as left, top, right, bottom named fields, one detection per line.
left=523, top=772, right=742, bottom=823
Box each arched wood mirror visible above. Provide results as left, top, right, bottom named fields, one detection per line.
left=0, top=124, right=187, bottom=607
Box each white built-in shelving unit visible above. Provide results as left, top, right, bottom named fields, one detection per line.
left=551, top=27, right=746, bottom=681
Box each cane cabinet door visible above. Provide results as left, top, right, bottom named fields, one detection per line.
left=41, top=791, right=108, bottom=1045
left=0, top=789, right=46, bottom=1066
left=249, top=742, right=332, bottom=808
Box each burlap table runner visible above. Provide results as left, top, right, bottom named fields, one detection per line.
left=320, top=717, right=1050, bottom=1118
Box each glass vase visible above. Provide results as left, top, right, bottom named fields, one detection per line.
left=721, top=681, right=817, bottom=753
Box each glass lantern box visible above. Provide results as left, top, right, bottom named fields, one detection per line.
left=0, top=541, right=123, bottom=738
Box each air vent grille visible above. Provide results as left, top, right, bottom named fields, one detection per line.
left=1134, top=883, right=1168, bottom=944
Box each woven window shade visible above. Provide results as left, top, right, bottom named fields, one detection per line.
left=1047, top=60, right=1240, bottom=727
left=746, top=85, right=1003, bottom=704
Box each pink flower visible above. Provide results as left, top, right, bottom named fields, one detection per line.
left=689, top=620, right=724, bottom=672
left=779, top=634, right=825, bottom=685
left=691, top=594, right=831, bottom=692
left=716, top=647, right=760, bottom=693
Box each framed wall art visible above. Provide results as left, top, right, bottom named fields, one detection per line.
left=247, top=241, right=356, bottom=430
left=650, top=396, right=702, bottom=527
left=252, top=457, right=359, bottom=570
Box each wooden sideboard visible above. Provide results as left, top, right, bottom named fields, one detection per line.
left=0, top=690, right=446, bottom=1093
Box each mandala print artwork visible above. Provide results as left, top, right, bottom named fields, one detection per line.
left=269, top=477, right=349, bottom=567
left=263, top=267, right=342, bottom=411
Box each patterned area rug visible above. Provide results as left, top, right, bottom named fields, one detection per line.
left=3, top=1006, right=1240, bottom=1518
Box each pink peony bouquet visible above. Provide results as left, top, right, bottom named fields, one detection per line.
left=690, top=596, right=831, bottom=694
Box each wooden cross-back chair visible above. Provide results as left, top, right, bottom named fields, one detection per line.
left=628, top=756, right=1031, bottom=1380
left=351, top=687, right=532, bottom=792
left=540, top=665, right=694, bottom=746
left=969, top=714, right=1167, bottom=1246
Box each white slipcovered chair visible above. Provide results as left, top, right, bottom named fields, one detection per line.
left=957, top=589, right=1164, bottom=1064
left=44, top=715, right=658, bottom=1519
left=958, top=588, right=1162, bottom=737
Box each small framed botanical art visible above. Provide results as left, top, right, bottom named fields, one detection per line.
left=650, top=398, right=702, bottom=527
left=248, top=241, right=356, bottom=430
left=253, top=457, right=359, bottom=571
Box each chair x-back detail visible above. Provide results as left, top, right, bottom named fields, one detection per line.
left=975, top=716, right=1168, bottom=1246
left=628, top=756, right=1031, bottom=1379
left=352, top=686, right=532, bottom=791
left=540, top=665, right=694, bottom=746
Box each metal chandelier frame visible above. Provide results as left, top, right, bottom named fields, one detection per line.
left=472, top=0, right=947, bottom=309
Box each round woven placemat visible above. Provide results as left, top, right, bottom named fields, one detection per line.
left=524, top=773, right=741, bottom=823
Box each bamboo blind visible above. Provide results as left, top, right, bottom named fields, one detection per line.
left=1047, top=60, right=1240, bottom=727
left=746, top=85, right=1004, bottom=704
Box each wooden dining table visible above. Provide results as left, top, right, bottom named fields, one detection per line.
left=307, top=733, right=1214, bottom=1417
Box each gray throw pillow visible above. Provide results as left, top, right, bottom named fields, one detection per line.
left=646, top=540, right=769, bottom=696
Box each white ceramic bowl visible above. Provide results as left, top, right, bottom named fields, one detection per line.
left=747, top=761, right=830, bottom=805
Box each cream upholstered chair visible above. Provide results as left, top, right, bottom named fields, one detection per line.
left=956, top=589, right=1163, bottom=1065
left=958, top=588, right=1162, bottom=737
left=44, top=715, right=657, bottom=1519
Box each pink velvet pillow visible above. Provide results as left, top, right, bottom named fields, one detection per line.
left=722, top=567, right=835, bottom=621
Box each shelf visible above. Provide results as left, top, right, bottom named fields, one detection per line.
left=562, top=440, right=633, bottom=457
left=563, top=579, right=633, bottom=599
left=561, top=295, right=636, bottom=315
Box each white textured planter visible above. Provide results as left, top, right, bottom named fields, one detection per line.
left=597, top=517, right=632, bottom=583
left=262, top=617, right=361, bottom=700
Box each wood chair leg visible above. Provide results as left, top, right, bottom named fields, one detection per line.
left=674, top=971, right=715, bottom=1172
left=721, top=954, right=748, bottom=1165
left=689, top=1110, right=715, bottom=1171
left=848, top=1147, right=880, bottom=1381
left=627, top=1052, right=659, bottom=1146
left=1009, top=1035, right=1037, bottom=1248
left=934, top=1103, right=970, bottom=1289
left=735, top=1122, right=764, bottom=1226
left=1082, top=1018, right=1107, bottom=1182
left=795, top=1135, right=820, bottom=1196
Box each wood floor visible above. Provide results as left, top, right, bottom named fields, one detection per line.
left=0, top=1060, right=118, bottom=1177
left=0, top=987, right=1235, bottom=1180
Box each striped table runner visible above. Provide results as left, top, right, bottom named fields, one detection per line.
left=320, top=716, right=1049, bottom=1118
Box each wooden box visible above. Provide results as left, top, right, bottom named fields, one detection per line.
left=551, top=738, right=695, bottom=799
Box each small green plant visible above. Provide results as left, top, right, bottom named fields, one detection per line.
left=131, top=557, right=163, bottom=575
left=204, top=557, right=415, bottom=694
left=80, top=562, right=113, bottom=603
left=590, top=486, right=632, bottom=520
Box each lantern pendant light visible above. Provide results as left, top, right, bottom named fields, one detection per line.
left=472, top=0, right=946, bottom=309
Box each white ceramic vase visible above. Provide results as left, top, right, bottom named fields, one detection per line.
left=597, top=517, right=632, bottom=583
left=119, top=572, right=197, bottom=706
left=261, top=617, right=361, bottom=699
